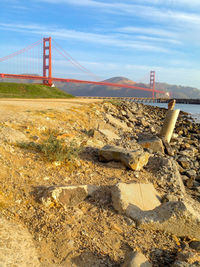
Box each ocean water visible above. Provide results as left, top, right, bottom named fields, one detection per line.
left=145, top=103, right=200, bottom=123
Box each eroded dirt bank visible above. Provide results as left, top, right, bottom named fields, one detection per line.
left=0, top=98, right=200, bottom=267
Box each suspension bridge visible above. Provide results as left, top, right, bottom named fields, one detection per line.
left=0, top=37, right=167, bottom=98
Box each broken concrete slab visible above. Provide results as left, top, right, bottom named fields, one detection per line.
left=126, top=198, right=200, bottom=241
left=106, top=114, right=130, bottom=131
left=99, top=145, right=150, bottom=171
left=146, top=156, right=185, bottom=197
left=111, top=182, right=161, bottom=214
left=122, top=251, right=152, bottom=267
left=36, top=185, right=98, bottom=209
left=98, top=128, right=120, bottom=141
left=111, top=182, right=200, bottom=241
left=138, top=136, right=164, bottom=153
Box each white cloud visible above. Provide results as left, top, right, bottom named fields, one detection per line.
left=35, top=0, right=200, bottom=25
left=118, top=26, right=176, bottom=38
left=0, top=23, right=170, bottom=53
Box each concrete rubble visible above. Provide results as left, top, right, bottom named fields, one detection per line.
left=99, top=145, right=150, bottom=171
left=138, top=136, right=165, bottom=153
left=111, top=182, right=200, bottom=240
left=36, top=185, right=98, bottom=208
left=122, top=251, right=152, bottom=267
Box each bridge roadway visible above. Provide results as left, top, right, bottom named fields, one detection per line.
left=0, top=73, right=165, bottom=94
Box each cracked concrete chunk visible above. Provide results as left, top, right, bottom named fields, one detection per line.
left=138, top=136, right=164, bottom=153
left=98, top=128, right=120, bottom=141
left=37, top=185, right=98, bottom=208
left=99, top=145, right=150, bottom=171
left=106, top=114, right=130, bottom=130
left=126, top=198, right=200, bottom=241
left=111, top=182, right=161, bottom=214
left=122, top=251, right=152, bottom=267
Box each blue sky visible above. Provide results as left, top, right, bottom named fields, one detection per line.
left=1, top=0, right=200, bottom=87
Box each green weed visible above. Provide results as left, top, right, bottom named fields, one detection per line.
left=18, top=135, right=82, bottom=162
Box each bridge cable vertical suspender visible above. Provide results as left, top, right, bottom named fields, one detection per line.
left=150, top=71, right=155, bottom=99
left=43, top=37, right=52, bottom=86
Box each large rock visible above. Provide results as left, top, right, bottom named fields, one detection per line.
left=106, top=114, right=130, bottom=131
left=122, top=251, right=152, bottom=267
left=138, top=136, right=164, bottom=153
left=126, top=198, right=200, bottom=241
left=36, top=185, right=98, bottom=208
left=111, top=183, right=200, bottom=240
left=189, top=241, right=200, bottom=252
left=0, top=216, right=40, bottom=267
left=99, top=145, right=150, bottom=171
left=147, top=156, right=185, bottom=197
left=111, top=183, right=161, bottom=214
left=0, top=126, right=28, bottom=144
left=98, top=128, right=120, bottom=141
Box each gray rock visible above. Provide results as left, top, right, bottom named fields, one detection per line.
left=177, top=157, right=190, bottom=169
left=122, top=251, right=152, bottom=267
left=171, top=261, right=191, bottom=267
left=126, top=198, right=200, bottom=241
left=189, top=241, right=200, bottom=252
left=98, top=128, right=120, bottom=141
left=147, top=156, right=185, bottom=197
left=0, top=216, right=40, bottom=267
left=138, top=136, right=164, bottom=153
left=171, top=261, right=200, bottom=267
left=106, top=114, right=130, bottom=131
left=162, top=138, right=175, bottom=156
left=185, top=170, right=197, bottom=179
left=99, top=145, right=150, bottom=171
left=36, top=185, right=98, bottom=209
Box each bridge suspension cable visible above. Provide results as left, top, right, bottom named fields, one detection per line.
left=0, top=39, right=42, bottom=63
left=52, top=39, right=101, bottom=80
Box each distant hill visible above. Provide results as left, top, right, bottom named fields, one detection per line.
left=155, top=82, right=200, bottom=98
left=0, top=82, right=74, bottom=98
left=55, top=77, right=153, bottom=98
left=56, top=77, right=200, bottom=98
left=1, top=76, right=200, bottom=98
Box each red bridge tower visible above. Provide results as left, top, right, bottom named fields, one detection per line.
left=43, top=37, right=52, bottom=86
left=150, top=70, right=155, bottom=98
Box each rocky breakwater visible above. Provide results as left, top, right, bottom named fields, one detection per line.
left=0, top=99, right=200, bottom=267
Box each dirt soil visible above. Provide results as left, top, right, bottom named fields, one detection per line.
left=0, top=98, right=194, bottom=267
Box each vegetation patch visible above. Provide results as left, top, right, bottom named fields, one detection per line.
left=0, top=82, right=74, bottom=98
left=106, top=99, right=122, bottom=107
left=18, top=134, right=82, bottom=163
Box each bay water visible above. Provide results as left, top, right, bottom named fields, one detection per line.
left=145, top=103, right=200, bottom=123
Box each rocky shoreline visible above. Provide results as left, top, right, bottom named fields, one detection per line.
left=0, top=99, right=200, bottom=267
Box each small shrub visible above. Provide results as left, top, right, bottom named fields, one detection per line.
left=18, top=135, right=82, bottom=163
left=106, top=100, right=122, bottom=107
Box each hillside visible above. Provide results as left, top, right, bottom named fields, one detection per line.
left=0, top=82, right=74, bottom=98
left=56, top=77, right=200, bottom=98
left=155, top=82, right=200, bottom=98
left=55, top=77, right=153, bottom=98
